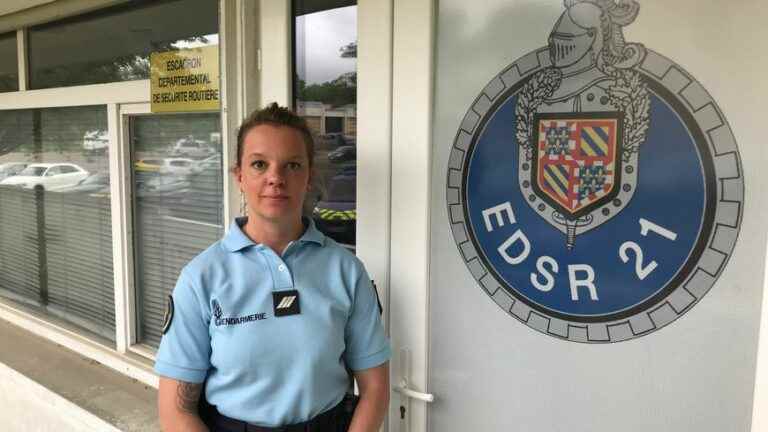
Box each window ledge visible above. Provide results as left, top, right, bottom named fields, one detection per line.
left=0, top=317, right=159, bottom=431
left=0, top=300, right=158, bottom=388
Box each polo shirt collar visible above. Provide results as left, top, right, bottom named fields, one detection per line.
left=299, top=218, right=325, bottom=245
left=222, top=217, right=325, bottom=253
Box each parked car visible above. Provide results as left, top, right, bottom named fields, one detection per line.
left=0, top=162, right=28, bottom=182
left=0, top=163, right=89, bottom=191
left=82, top=130, right=108, bottom=155
left=135, top=159, right=163, bottom=172
left=191, top=154, right=222, bottom=174
left=328, top=145, right=356, bottom=163
left=135, top=158, right=195, bottom=176
left=169, top=136, right=216, bottom=158
left=136, top=173, right=191, bottom=197
left=135, top=172, right=192, bottom=213
left=58, top=172, right=110, bottom=194
left=168, top=164, right=224, bottom=225
left=312, top=167, right=356, bottom=245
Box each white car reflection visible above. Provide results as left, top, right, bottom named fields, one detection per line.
left=134, top=158, right=195, bottom=176
left=0, top=162, right=28, bottom=182
left=0, top=163, right=89, bottom=190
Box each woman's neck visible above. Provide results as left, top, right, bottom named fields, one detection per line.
left=243, top=217, right=304, bottom=255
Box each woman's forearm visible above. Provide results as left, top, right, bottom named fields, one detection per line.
left=349, top=389, right=389, bottom=432
left=158, top=377, right=209, bottom=432
left=349, top=363, right=390, bottom=432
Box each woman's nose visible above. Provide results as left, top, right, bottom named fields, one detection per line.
left=266, top=167, right=286, bottom=185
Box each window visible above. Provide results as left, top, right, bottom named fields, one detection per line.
left=293, top=0, right=358, bottom=247
left=0, top=32, right=18, bottom=92
left=130, top=113, right=223, bottom=349
left=27, top=0, right=218, bottom=89
left=325, top=116, right=343, bottom=134
left=0, top=106, right=115, bottom=344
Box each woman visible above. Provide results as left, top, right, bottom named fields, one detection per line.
left=155, top=103, right=390, bottom=432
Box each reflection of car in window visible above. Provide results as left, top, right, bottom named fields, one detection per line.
left=135, top=158, right=195, bottom=176
left=169, top=136, right=216, bottom=158
left=135, top=159, right=163, bottom=172
left=167, top=162, right=224, bottom=225
left=0, top=162, right=28, bottom=182
left=313, top=166, right=356, bottom=245
left=82, top=130, right=109, bottom=155
left=0, top=163, right=89, bottom=190
left=328, top=145, right=356, bottom=163
left=135, top=172, right=192, bottom=210
left=59, top=172, right=111, bottom=194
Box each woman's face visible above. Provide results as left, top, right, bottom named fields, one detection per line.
left=235, top=124, right=311, bottom=227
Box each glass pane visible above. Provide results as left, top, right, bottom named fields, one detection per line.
left=294, top=0, right=358, bottom=248
left=0, top=32, right=18, bottom=92
left=131, top=113, right=223, bottom=349
left=28, top=0, right=218, bottom=89
left=0, top=106, right=115, bottom=344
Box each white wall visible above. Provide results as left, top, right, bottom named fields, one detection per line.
left=753, top=240, right=768, bottom=431
left=427, top=1, right=767, bottom=431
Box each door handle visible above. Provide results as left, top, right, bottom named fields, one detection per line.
left=394, top=379, right=434, bottom=402
left=394, top=348, right=435, bottom=432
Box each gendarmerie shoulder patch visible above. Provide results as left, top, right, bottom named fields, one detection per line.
left=162, top=295, right=175, bottom=334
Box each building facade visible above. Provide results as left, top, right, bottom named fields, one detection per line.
left=0, top=0, right=766, bottom=431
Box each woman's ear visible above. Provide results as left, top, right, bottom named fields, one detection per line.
left=232, top=165, right=243, bottom=191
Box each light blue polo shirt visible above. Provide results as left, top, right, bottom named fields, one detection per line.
left=154, top=217, right=390, bottom=427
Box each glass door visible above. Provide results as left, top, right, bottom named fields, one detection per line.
left=293, top=0, right=359, bottom=250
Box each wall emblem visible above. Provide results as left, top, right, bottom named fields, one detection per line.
left=446, top=0, right=743, bottom=342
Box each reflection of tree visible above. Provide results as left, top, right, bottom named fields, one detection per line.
left=296, top=39, right=357, bottom=107
left=132, top=113, right=219, bottom=153
left=0, top=110, right=33, bottom=156
left=297, top=72, right=356, bottom=107
left=33, top=36, right=211, bottom=88
left=0, top=107, right=107, bottom=157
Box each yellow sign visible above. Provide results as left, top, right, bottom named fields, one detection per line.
left=150, top=45, right=220, bottom=113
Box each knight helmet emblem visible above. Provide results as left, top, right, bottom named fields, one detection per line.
left=516, top=0, right=650, bottom=249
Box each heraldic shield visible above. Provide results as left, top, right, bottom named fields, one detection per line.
left=531, top=112, right=624, bottom=221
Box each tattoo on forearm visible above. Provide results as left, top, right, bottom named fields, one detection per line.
left=176, top=382, right=202, bottom=414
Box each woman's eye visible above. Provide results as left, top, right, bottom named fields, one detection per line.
left=287, top=162, right=302, bottom=170
left=251, top=160, right=266, bottom=170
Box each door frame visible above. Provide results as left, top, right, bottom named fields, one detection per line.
left=251, top=1, right=436, bottom=430
left=387, top=0, right=435, bottom=430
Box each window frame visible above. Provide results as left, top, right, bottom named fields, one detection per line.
left=122, top=106, right=225, bottom=357
left=0, top=0, right=241, bottom=388
left=0, top=0, right=397, bottom=401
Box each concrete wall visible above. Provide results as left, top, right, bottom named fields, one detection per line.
left=0, top=361, right=120, bottom=432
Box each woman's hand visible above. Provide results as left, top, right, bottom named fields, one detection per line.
left=349, top=362, right=390, bottom=432
left=158, top=377, right=209, bottom=432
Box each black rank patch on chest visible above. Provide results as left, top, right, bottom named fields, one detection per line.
left=273, top=290, right=301, bottom=317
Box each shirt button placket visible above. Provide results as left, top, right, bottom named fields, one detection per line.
left=276, top=260, right=293, bottom=288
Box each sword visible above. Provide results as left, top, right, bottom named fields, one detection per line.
left=552, top=212, right=593, bottom=250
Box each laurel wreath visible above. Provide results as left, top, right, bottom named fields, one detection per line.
left=515, top=67, right=650, bottom=162
left=515, top=68, right=563, bottom=160
left=606, top=69, right=650, bottom=161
